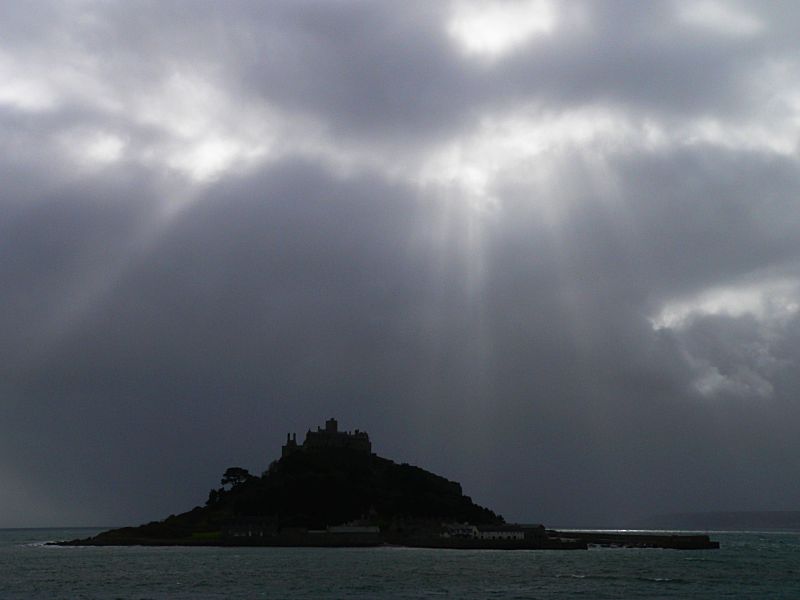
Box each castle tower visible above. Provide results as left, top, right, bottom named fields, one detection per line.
left=281, top=431, right=299, bottom=458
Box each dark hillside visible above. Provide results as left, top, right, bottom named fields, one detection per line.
left=222, top=448, right=500, bottom=528
left=81, top=445, right=501, bottom=544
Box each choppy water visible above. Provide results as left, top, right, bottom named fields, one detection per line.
left=2, top=528, right=800, bottom=599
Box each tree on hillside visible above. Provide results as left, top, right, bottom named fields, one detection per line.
left=221, top=466, right=252, bottom=488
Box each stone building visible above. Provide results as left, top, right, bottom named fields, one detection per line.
left=282, top=418, right=372, bottom=457
left=476, top=525, right=525, bottom=540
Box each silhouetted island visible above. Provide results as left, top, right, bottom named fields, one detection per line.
left=58, top=419, right=718, bottom=550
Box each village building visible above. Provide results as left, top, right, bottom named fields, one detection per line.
left=476, top=525, right=526, bottom=541
left=222, top=516, right=278, bottom=538
left=441, top=523, right=479, bottom=538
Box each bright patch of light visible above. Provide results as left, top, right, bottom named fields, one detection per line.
left=132, top=73, right=279, bottom=182
left=135, top=73, right=223, bottom=140
left=56, top=128, right=126, bottom=170
left=413, top=96, right=800, bottom=221
left=682, top=117, right=799, bottom=156
left=418, top=106, right=648, bottom=212
left=0, top=47, right=122, bottom=115
left=0, top=79, right=57, bottom=112
left=678, top=0, right=763, bottom=36
left=447, top=0, right=556, bottom=59
left=0, top=53, right=57, bottom=112
left=84, top=132, right=126, bottom=164
left=651, top=278, right=800, bottom=330
left=164, top=137, right=267, bottom=183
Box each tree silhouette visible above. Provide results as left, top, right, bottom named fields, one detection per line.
left=221, top=467, right=252, bottom=488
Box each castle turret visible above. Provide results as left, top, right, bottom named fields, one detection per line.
left=281, top=431, right=299, bottom=458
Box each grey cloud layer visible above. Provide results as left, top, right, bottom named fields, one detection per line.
left=2, top=0, right=800, bottom=526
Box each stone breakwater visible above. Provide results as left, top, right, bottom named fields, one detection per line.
left=549, top=530, right=720, bottom=549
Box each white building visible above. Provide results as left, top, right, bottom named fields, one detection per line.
left=442, top=523, right=479, bottom=538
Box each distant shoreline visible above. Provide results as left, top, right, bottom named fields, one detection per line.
left=634, top=510, right=800, bottom=531
left=52, top=529, right=720, bottom=550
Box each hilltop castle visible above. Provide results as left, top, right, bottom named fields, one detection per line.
left=282, top=418, right=372, bottom=458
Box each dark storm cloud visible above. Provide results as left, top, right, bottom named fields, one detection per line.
left=4, top=0, right=788, bottom=148
left=2, top=0, right=800, bottom=526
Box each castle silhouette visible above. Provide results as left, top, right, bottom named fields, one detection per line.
left=282, top=418, right=372, bottom=457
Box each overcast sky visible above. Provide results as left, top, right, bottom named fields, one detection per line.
left=3, top=0, right=800, bottom=528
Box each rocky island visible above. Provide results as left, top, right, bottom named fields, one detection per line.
left=58, top=419, right=718, bottom=550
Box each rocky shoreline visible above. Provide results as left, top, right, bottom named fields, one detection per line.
left=54, top=528, right=719, bottom=550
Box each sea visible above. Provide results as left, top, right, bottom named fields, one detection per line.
left=2, top=528, right=799, bottom=599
